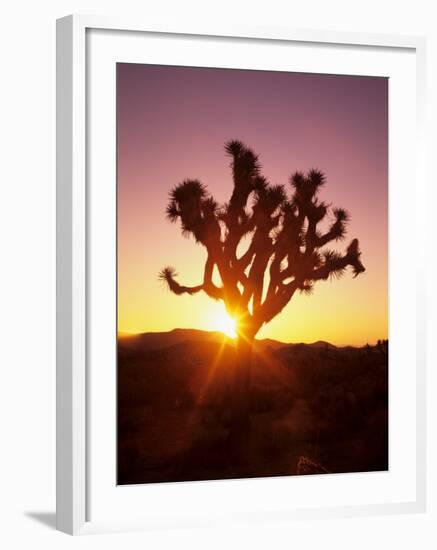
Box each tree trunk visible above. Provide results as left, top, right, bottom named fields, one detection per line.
left=228, top=336, right=253, bottom=447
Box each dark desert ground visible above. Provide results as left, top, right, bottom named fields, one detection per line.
left=117, top=329, right=388, bottom=485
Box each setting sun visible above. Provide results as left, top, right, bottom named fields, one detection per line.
left=207, top=304, right=237, bottom=338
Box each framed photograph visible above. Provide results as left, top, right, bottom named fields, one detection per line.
left=56, top=15, right=427, bottom=535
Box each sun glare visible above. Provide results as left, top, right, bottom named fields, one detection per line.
left=208, top=305, right=237, bottom=339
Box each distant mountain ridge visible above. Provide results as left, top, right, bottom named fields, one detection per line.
left=118, top=328, right=344, bottom=352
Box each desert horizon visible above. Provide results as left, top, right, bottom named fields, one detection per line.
left=118, top=327, right=387, bottom=350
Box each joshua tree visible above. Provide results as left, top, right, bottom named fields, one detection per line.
left=159, top=140, right=365, bottom=435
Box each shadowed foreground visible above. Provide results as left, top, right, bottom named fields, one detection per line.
left=117, top=329, right=388, bottom=485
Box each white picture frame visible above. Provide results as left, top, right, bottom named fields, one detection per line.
left=56, top=14, right=427, bottom=535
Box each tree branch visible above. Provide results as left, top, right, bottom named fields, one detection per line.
left=158, top=267, right=204, bottom=295
left=159, top=257, right=224, bottom=300
left=257, top=280, right=299, bottom=327
left=315, top=208, right=349, bottom=247
left=308, top=239, right=365, bottom=281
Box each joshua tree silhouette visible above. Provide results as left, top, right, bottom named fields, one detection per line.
left=160, top=140, right=365, bottom=437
